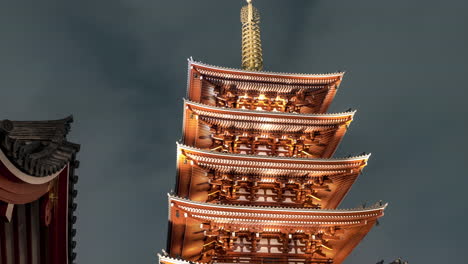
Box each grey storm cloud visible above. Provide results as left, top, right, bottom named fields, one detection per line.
left=1, top=0, right=467, bottom=263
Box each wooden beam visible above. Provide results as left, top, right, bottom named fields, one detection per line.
left=0, top=202, right=14, bottom=222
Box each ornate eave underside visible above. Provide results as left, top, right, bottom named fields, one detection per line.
left=179, top=144, right=369, bottom=173
left=0, top=116, right=80, bottom=177
left=168, top=196, right=386, bottom=264
left=169, top=195, right=386, bottom=221
left=186, top=100, right=354, bottom=128
left=183, top=101, right=353, bottom=158
left=187, top=59, right=345, bottom=114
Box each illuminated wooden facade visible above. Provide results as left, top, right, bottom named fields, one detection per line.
left=168, top=196, right=385, bottom=264
left=186, top=61, right=344, bottom=114
left=0, top=116, right=80, bottom=264
left=182, top=100, right=354, bottom=159
left=161, top=1, right=386, bottom=264
left=162, top=59, right=386, bottom=264
left=176, top=144, right=369, bottom=209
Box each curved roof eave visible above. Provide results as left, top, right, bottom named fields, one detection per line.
left=169, top=194, right=387, bottom=214
left=177, top=143, right=371, bottom=163
left=188, top=58, right=345, bottom=79
left=0, top=115, right=80, bottom=180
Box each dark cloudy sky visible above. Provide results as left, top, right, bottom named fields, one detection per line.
left=1, top=0, right=467, bottom=263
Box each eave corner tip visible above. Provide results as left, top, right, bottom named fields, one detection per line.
left=65, top=115, right=74, bottom=122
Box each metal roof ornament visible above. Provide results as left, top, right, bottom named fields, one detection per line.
left=241, top=0, right=263, bottom=71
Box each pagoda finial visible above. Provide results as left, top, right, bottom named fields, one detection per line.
left=241, top=0, right=263, bottom=71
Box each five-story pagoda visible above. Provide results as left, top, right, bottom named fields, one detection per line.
left=159, top=1, right=386, bottom=263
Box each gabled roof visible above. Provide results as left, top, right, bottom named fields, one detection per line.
left=0, top=116, right=80, bottom=177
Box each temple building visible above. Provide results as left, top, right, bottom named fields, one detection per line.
left=160, top=1, right=387, bottom=263
left=0, top=116, right=80, bottom=264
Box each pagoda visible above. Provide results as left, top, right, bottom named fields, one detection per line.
left=0, top=116, right=80, bottom=264
left=160, top=1, right=386, bottom=263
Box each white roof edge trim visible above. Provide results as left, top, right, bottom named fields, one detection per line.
left=169, top=195, right=388, bottom=214
left=188, top=59, right=345, bottom=78
left=159, top=254, right=206, bottom=264
left=183, top=99, right=357, bottom=118
left=0, top=148, right=66, bottom=184
left=176, top=143, right=371, bottom=162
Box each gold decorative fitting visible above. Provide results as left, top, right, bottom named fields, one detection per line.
left=241, top=0, right=263, bottom=71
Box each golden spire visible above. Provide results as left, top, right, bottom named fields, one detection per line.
left=241, top=0, right=263, bottom=71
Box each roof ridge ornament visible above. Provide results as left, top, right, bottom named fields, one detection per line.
left=241, top=0, right=263, bottom=71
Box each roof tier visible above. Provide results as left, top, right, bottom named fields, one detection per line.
left=177, top=144, right=369, bottom=209
left=168, top=196, right=386, bottom=264
left=0, top=116, right=80, bottom=178
left=187, top=59, right=344, bottom=114
left=183, top=101, right=353, bottom=158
